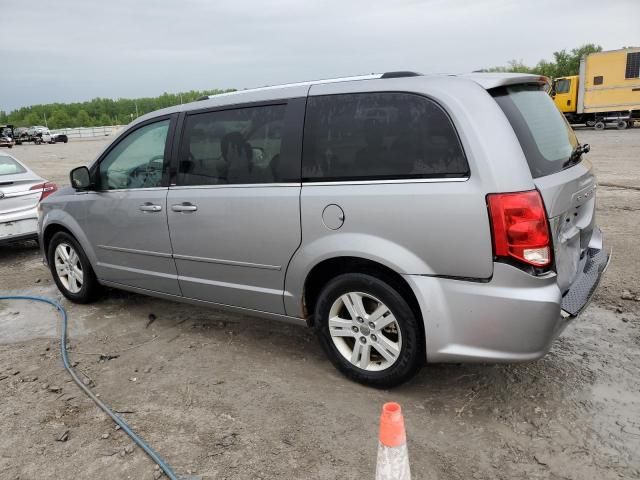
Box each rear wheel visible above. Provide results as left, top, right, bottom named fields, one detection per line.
left=594, top=121, right=605, bottom=131
left=314, top=273, right=423, bottom=388
left=616, top=120, right=628, bottom=130
left=48, top=232, right=100, bottom=303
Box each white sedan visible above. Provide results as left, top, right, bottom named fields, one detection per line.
left=0, top=152, right=57, bottom=245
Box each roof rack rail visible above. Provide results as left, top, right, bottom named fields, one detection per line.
left=380, top=71, right=422, bottom=79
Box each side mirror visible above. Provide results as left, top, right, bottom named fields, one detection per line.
left=70, top=166, right=92, bottom=190
left=550, top=90, right=556, bottom=97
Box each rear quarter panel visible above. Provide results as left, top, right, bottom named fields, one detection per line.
left=284, top=76, right=537, bottom=317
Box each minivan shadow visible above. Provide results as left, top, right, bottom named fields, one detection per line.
left=96, top=290, right=589, bottom=408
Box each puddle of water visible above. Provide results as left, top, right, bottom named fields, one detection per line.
left=0, top=289, right=93, bottom=344
left=0, top=300, right=59, bottom=344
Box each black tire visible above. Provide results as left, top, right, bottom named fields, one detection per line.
left=314, top=273, right=423, bottom=388
left=616, top=120, right=628, bottom=130
left=48, top=231, right=101, bottom=303
left=594, top=121, right=605, bottom=131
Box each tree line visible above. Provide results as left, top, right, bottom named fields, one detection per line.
left=480, top=43, right=603, bottom=78
left=0, top=89, right=235, bottom=130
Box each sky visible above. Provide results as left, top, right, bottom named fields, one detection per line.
left=1, top=0, right=638, bottom=112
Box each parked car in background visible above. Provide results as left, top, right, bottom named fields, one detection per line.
left=51, top=133, right=69, bottom=143
left=39, top=72, right=609, bottom=388
left=0, top=152, right=57, bottom=245
left=27, top=126, right=53, bottom=144
left=0, top=125, right=15, bottom=148
left=14, top=127, right=29, bottom=145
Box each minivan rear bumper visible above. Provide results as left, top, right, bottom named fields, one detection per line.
left=405, top=246, right=609, bottom=363
left=560, top=246, right=611, bottom=317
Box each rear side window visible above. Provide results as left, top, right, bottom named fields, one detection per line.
left=492, top=85, right=579, bottom=178
left=302, top=93, right=468, bottom=181
left=0, top=155, right=27, bottom=176
left=178, top=104, right=291, bottom=185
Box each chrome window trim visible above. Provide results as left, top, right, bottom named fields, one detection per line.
left=169, top=183, right=301, bottom=190
left=301, top=177, right=469, bottom=186
left=89, top=187, right=169, bottom=193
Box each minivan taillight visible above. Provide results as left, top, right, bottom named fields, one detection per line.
left=30, top=182, right=58, bottom=201
left=487, top=190, right=551, bottom=268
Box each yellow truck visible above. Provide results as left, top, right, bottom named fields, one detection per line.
left=552, top=47, right=640, bottom=129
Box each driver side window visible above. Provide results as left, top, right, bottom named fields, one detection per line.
left=99, top=120, right=170, bottom=190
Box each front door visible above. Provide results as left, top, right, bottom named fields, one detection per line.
left=553, top=76, right=577, bottom=113
left=79, top=117, right=180, bottom=295
left=167, top=101, right=303, bottom=314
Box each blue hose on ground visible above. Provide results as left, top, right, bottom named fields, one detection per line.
left=0, top=295, right=180, bottom=480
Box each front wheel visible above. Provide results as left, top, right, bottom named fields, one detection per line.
left=314, top=273, right=423, bottom=388
left=48, top=232, right=101, bottom=303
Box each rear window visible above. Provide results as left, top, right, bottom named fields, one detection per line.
left=302, top=92, right=468, bottom=181
left=492, top=85, right=579, bottom=178
left=0, top=155, right=26, bottom=176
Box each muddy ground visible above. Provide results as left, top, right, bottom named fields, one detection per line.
left=1, top=128, right=639, bottom=480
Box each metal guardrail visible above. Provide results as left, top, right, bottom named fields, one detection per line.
left=49, top=125, right=126, bottom=139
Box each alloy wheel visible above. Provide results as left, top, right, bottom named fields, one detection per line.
left=328, top=292, right=402, bottom=372
left=54, top=243, right=84, bottom=294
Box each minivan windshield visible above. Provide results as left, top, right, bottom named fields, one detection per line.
left=492, top=84, right=579, bottom=178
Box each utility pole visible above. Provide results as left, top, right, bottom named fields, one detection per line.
left=135, top=102, right=139, bottom=118
left=180, top=93, right=183, bottom=105
left=44, top=112, right=48, bottom=128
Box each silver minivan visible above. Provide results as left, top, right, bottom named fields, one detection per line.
left=38, top=72, right=609, bottom=387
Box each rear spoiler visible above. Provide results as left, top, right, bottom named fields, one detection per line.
left=461, top=73, right=551, bottom=90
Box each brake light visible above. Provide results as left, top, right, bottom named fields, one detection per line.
left=30, top=182, right=58, bottom=201
left=487, top=190, right=551, bottom=268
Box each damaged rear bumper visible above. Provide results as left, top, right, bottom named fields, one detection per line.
left=561, top=246, right=611, bottom=318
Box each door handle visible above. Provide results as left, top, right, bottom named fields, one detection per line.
left=139, top=203, right=162, bottom=212
left=171, top=202, right=198, bottom=213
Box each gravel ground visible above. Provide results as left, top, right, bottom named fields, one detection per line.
left=1, top=129, right=639, bottom=480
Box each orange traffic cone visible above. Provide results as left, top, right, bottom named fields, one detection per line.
left=376, top=402, right=411, bottom=480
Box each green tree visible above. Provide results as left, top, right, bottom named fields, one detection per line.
left=49, top=110, right=72, bottom=129
left=4, top=88, right=236, bottom=126
left=481, top=43, right=603, bottom=78
left=98, top=113, right=112, bottom=126
left=550, top=43, right=603, bottom=77
left=24, top=113, right=41, bottom=126
left=74, top=110, right=92, bottom=127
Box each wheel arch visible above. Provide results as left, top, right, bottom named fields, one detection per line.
left=301, top=256, right=426, bottom=364
left=41, top=214, right=98, bottom=268
left=303, top=256, right=422, bottom=322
